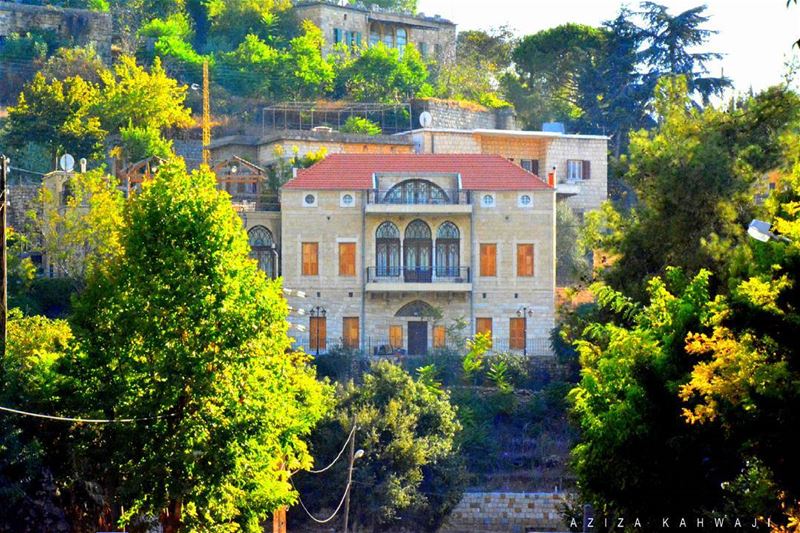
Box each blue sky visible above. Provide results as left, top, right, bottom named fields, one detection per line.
left=418, top=0, right=800, bottom=93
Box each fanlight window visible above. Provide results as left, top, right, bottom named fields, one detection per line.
left=376, top=221, right=401, bottom=277
left=248, top=226, right=275, bottom=278
left=404, top=219, right=432, bottom=239
left=435, top=222, right=460, bottom=277
left=384, top=180, right=449, bottom=205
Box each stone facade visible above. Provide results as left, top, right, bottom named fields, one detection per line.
left=0, top=1, right=112, bottom=60
left=411, top=98, right=517, bottom=131
left=6, top=181, right=40, bottom=233
left=291, top=1, right=456, bottom=62
left=441, top=491, right=570, bottom=533
left=280, top=156, right=556, bottom=356
left=410, top=129, right=608, bottom=215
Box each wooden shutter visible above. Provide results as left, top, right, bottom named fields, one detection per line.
left=333, top=28, right=342, bottom=44
left=510, top=317, right=525, bottom=350
left=433, top=325, right=446, bottom=348
left=343, top=317, right=359, bottom=349
left=582, top=160, right=591, bottom=180
left=476, top=318, right=492, bottom=338
left=302, top=242, right=318, bottom=276
left=339, top=242, right=356, bottom=276
left=531, top=159, right=540, bottom=176
left=389, top=325, right=403, bottom=349
left=517, top=244, right=534, bottom=277
left=310, top=317, right=326, bottom=352
left=480, top=244, right=497, bottom=276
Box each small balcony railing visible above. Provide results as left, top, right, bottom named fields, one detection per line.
left=366, top=189, right=471, bottom=205
left=366, top=266, right=471, bottom=283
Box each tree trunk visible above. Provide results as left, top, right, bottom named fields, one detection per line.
left=161, top=499, right=182, bottom=533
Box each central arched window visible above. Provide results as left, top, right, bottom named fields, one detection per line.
left=404, top=219, right=432, bottom=282
left=384, top=180, right=449, bottom=205
left=248, top=226, right=275, bottom=278
left=376, top=221, right=400, bottom=277
left=396, top=28, right=407, bottom=55
left=435, top=221, right=460, bottom=277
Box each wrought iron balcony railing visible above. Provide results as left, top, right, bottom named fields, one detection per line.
left=366, top=189, right=471, bottom=205
left=366, top=266, right=471, bottom=283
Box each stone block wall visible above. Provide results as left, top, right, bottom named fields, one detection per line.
left=0, top=2, right=112, bottom=60
left=441, top=491, right=570, bottom=533
left=6, top=181, right=40, bottom=232
left=411, top=99, right=517, bottom=131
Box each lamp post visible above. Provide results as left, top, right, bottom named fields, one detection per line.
left=748, top=219, right=792, bottom=243
left=343, top=415, right=363, bottom=533
left=308, top=305, right=326, bottom=356
left=516, top=305, right=534, bottom=356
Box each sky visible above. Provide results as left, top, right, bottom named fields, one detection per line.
left=417, top=0, right=800, bottom=93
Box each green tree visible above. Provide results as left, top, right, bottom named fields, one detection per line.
left=349, top=0, right=416, bottom=13
left=340, top=43, right=429, bottom=102
left=68, top=161, right=329, bottom=531
left=556, top=203, right=590, bottom=286
left=585, top=77, right=800, bottom=299
left=30, top=169, right=124, bottom=287
left=95, top=55, right=192, bottom=132
left=3, top=73, right=106, bottom=165
left=40, top=45, right=108, bottom=83
left=569, top=269, right=741, bottom=524
left=340, top=116, right=382, bottom=135
left=113, top=123, right=175, bottom=164
left=297, top=361, right=462, bottom=532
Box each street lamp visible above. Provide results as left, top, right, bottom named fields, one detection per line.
left=748, top=219, right=791, bottom=243
left=308, top=305, right=327, bottom=356
left=343, top=435, right=365, bottom=533
left=516, top=305, right=534, bottom=356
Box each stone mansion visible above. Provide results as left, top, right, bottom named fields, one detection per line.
left=245, top=153, right=556, bottom=356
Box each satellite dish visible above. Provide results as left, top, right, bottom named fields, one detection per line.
left=59, top=153, right=75, bottom=172
left=419, top=111, right=433, bottom=129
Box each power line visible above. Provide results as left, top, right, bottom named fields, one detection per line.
left=303, top=422, right=357, bottom=475
left=290, top=475, right=352, bottom=524
left=0, top=405, right=172, bottom=424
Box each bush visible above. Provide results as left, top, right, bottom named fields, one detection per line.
left=340, top=116, right=382, bottom=135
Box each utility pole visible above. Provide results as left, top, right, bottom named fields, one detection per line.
left=272, top=505, right=286, bottom=533
left=342, top=417, right=357, bottom=533
left=0, top=154, right=8, bottom=356
left=202, top=60, right=211, bottom=167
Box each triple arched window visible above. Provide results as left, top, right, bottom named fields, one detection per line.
left=375, top=220, right=460, bottom=280
left=383, top=180, right=449, bottom=205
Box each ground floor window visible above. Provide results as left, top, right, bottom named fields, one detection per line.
left=389, top=325, right=403, bottom=349
left=476, top=318, right=493, bottom=345
left=510, top=317, right=525, bottom=350
left=310, top=316, right=326, bottom=353
left=433, top=325, right=446, bottom=348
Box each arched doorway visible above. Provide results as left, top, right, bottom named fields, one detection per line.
left=403, top=220, right=432, bottom=282
left=435, top=221, right=460, bottom=277
left=248, top=226, right=275, bottom=278
left=396, top=300, right=436, bottom=355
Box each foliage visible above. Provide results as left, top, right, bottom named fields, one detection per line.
left=569, top=268, right=741, bottom=522
left=66, top=161, right=329, bottom=530
left=338, top=43, right=430, bottom=102
left=556, top=202, right=591, bottom=286
left=40, top=45, right=108, bottom=83
left=30, top=169, right=124, bottom=287
left=349, top=0, right=416, bottom=13
left=297, top=360, right=462, bottom=532
left=340, top=115, right=382, bottom=135
left=586, top=78, right=800, bottom=299
left=113, top=122, right=175, bottom=163
left=0, top=29, right=63, bottom=62
left=95, top=55, right=192, bottom=132
left=3, top=73, right=106, bottom=163
left=462, top=332, right=490, bottom=381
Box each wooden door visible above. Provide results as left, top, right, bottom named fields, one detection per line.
left=408, top=321, right=428, bottom=355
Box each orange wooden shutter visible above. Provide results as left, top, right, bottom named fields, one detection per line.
left=510, top=317, right=525, bottom=350
left=480, top=244, right=497, bottom=276
left=339, top=242, right=356, bottom=276
left=302, top=242, right=318, bottom=275
left=343, top=317, right=359, bottom=348
left=310, top=317, right=326, bottom=352
left=389, top=325, right=403, bottom=348
left=476, top=318, right=493, bottom=338
left=517, top=244, right=534, bottom=277
left=433, top=325, right=446, bottom=348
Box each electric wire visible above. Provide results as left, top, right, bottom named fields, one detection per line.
left=290, top=475, right=352, bottom=524
left=0, top=405, right=172, bottom=424
left=305, top=422, right=357, bottom=474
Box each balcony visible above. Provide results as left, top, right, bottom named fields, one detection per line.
left=365, top=189, right=472, bottom=215
left=556, top=181, right=581, bottom=196
left=365, top=266, right=472, bottom=292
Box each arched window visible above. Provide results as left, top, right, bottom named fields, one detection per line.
left=404, top=220, right=432, bottom=282
left=436, top=222, right=460, bottom=277
left=248, top=226, right=276, bottom=278
left=384, top=180, right=449, bottom=205
left=376, top=221, right=400, bottom=277
left=396, top=28, right=407, bottom=55
left=369, top=23, right=381, bottom=47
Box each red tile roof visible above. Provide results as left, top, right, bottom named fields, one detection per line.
left=282, top=154, right=552, bottom=191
